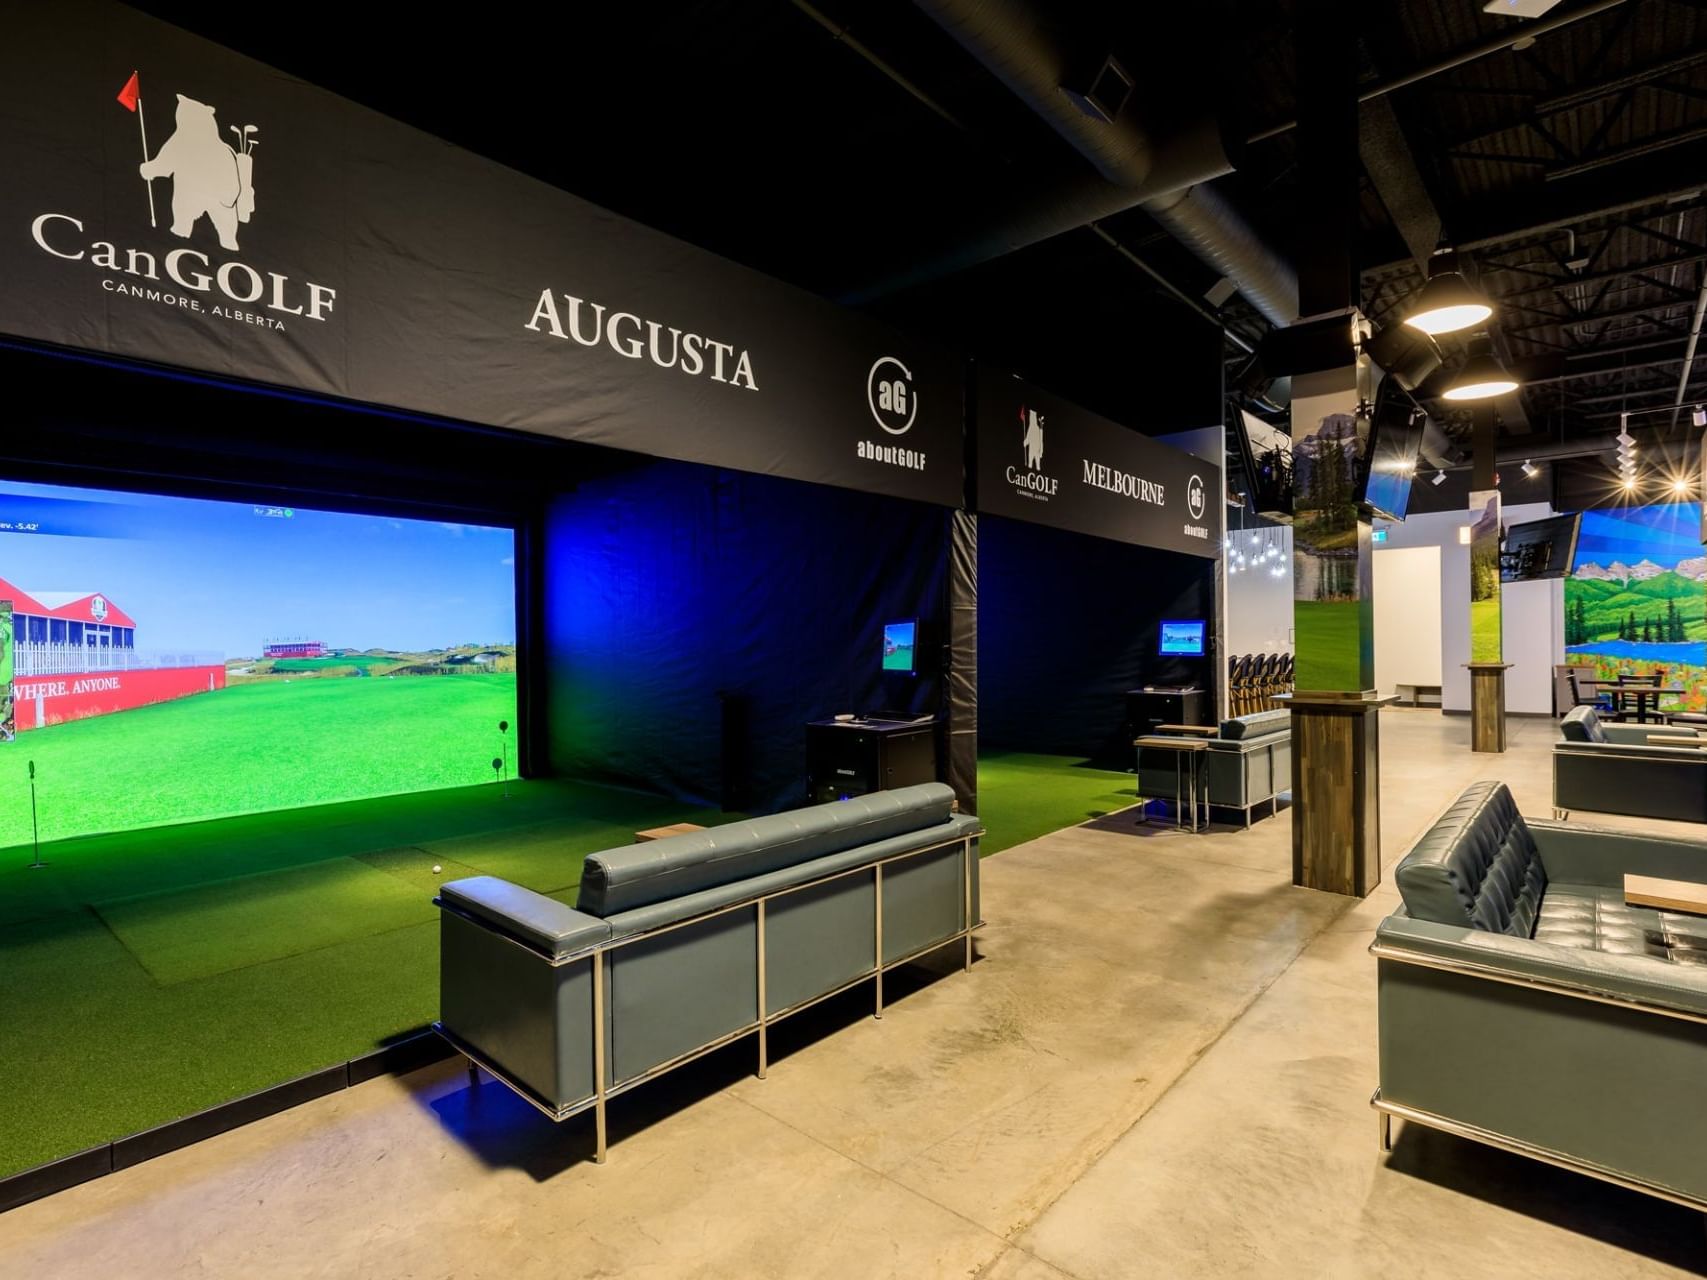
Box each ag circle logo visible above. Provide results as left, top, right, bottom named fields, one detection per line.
left=867, top=356, right=917, bottom=435
left=1187, top=474, right=1206, bottom=520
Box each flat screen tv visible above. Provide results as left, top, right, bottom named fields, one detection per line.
left=882, top=619, right=918, bottom=674
left=1501, top=513, right=1581, bottom=582
left=1159, top=620, right=1206, bottom=657
left=1359, top=380, right=1426, bottom=521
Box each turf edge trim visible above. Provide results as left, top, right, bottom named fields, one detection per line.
left=0, top=1030, right=455, bottom=1214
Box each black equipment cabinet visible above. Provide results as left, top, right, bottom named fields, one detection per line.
left=1126, top=686, right=1209, bottom=738
left=806, top=716, right=937, bottom=803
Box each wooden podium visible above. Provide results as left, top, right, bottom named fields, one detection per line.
left=1279, top=691, right=1394, bottom=898
left=1465, top=663, right=1512, bottom=753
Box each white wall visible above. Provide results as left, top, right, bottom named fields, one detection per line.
left=1373, top=545, right=1442, bottom=694
left=1225, top=522, right=1294, bottom=656
left=1376, top=502, right=1563, bottom=713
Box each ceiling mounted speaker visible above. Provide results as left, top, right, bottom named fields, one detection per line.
left=1367, top=324, right=1443, bottom=391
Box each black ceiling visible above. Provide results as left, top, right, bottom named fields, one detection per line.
left=127, top=0, right=1707, bottom=469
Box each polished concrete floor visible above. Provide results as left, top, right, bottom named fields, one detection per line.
left=3, top=711, right=1705, bottom=1277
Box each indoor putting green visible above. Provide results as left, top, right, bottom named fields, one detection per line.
left=975, top=752, right=1139, bottom=855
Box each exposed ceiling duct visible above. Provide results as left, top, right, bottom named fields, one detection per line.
left=898, top=0, right=1299, bottom=325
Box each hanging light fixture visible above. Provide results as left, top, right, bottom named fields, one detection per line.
left=1442, top=334, right=1519, bottom=401
left=1403, top=246, right=1493, bottom=336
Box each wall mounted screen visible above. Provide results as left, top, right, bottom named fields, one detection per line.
left=882, top=620, right=919, bottom=674
left=1159, top=620, right=1206, bottom=657
left=0, top=479, right=516, bottom=847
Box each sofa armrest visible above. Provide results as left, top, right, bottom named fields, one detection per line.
left=1554, top=741, right=1707, bottom=763
left=439, top=876, right=611, bottom=958
left=1373, top=911, right=1707, bottom=1020
left=1527, top=821, right=1707, bottom=888
left=1601, top=723, right=1701, bottom=745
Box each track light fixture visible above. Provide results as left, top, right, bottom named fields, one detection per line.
left=1404, top=246, right=1493, bottom=337
left=1695, top=405, right=1707, bottom=429
left=1521, top=459, right=1539, bottom=479
left=1441, top=334, right=1519, bottom=401
left=1431, top=469, right=1447, bottom=487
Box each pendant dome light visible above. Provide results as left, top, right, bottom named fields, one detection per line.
left=1404, top=246, right=1493, bottom=337
left=1442, top=333, right=1519, bottom=401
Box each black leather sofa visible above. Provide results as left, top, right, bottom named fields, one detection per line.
left=1373, top=780, right=1707, bottom=1211
left=1554, top=706, right=1707, bottom=822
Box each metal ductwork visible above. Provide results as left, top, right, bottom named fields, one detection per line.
left=1141, top=185, right=1298, bottom=326
left=905, top=0, right=1299, bottom=326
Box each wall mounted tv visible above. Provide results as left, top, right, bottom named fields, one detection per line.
left=1501, top=513, right=1581, bottom=582
left=882, top=619, right=918, bottom=674
left=0, top=478, right=517, bottom=848
left=1159, top=620, right=1206, bottom=657
left=1358, top=380, right=1426, bottom=522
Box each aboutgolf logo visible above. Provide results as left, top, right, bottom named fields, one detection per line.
left=26, top=69, right=337, bottom=331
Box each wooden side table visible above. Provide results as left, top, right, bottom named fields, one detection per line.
left=634, top=822, right=707, bottom=843
left=1626, top=874, right=1707, bottom=916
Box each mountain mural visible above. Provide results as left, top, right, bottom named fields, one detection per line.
left=1565, top=502, right=1707, bottom=713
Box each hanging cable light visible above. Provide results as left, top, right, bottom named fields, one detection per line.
left=1404, top=246, right=1493, bottom=336
left=1442, top=333, right=1519, bottom=401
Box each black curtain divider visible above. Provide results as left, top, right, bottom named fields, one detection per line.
left=544, top=459, right=953, bottom=815
left=979, top=516, right=1216, bottom=766
left=945, top=510, right=979, bottom=814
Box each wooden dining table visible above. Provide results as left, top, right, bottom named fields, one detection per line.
left=1611, top=683, right=1686, bottom=725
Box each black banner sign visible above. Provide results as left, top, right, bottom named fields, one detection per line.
left=0, top=1, right=963, bottom=507
left=976, top=367, right=1220, bottom=558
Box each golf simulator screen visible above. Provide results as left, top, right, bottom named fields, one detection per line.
left=0, top=479, right=517, bottom=848
left=1159, top=620, right=1206, bottom=657
left=882, top=619, right=918, bottom=674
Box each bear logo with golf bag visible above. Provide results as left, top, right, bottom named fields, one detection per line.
left=138, top=94, right=257, bottom=251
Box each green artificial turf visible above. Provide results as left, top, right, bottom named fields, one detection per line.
left=0, top=776, right=723, bottom=1180
left=0, top=676, right=518, bottom=850
left=97, top=858, right=433, bottom=985
left=975, top=752, right=1138, bottom=855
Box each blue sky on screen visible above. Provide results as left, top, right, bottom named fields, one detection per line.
left=0, top=480, right=515, bottom=657
left=1573, top=502, right=1702, bottom=572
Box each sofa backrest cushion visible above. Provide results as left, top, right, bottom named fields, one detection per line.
left=1394, top=781, right=1546, bottom=937
left=577, top=783, right=956, bottom=918
left=1218, top=709, right=1290, bottom=741
left=1560, top=705, right=1607, bottom=743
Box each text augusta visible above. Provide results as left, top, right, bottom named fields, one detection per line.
left=525, top=289, right=757, bottom=391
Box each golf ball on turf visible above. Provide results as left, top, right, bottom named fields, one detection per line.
left=432, top=865, right=442, bottom=874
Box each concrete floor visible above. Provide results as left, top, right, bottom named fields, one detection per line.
left=3, top=710, right=1706, bottom=1277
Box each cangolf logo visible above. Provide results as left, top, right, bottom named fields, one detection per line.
left=1005, top=405, right=1057, bottom=499
left=26, top=70, right=336, bottom=329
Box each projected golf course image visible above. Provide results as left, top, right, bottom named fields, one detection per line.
left=0, top=480, right=518, bottom=849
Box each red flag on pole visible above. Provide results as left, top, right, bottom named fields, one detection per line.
left=117, top=71, right=140, bottom=112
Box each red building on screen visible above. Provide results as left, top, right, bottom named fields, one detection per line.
left=0, top=574, right=224, bottom=729
left=263, top=640, right=326, bottom=658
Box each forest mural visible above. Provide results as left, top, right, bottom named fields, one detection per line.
left=1565, top=501, right=1707, bottom=713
